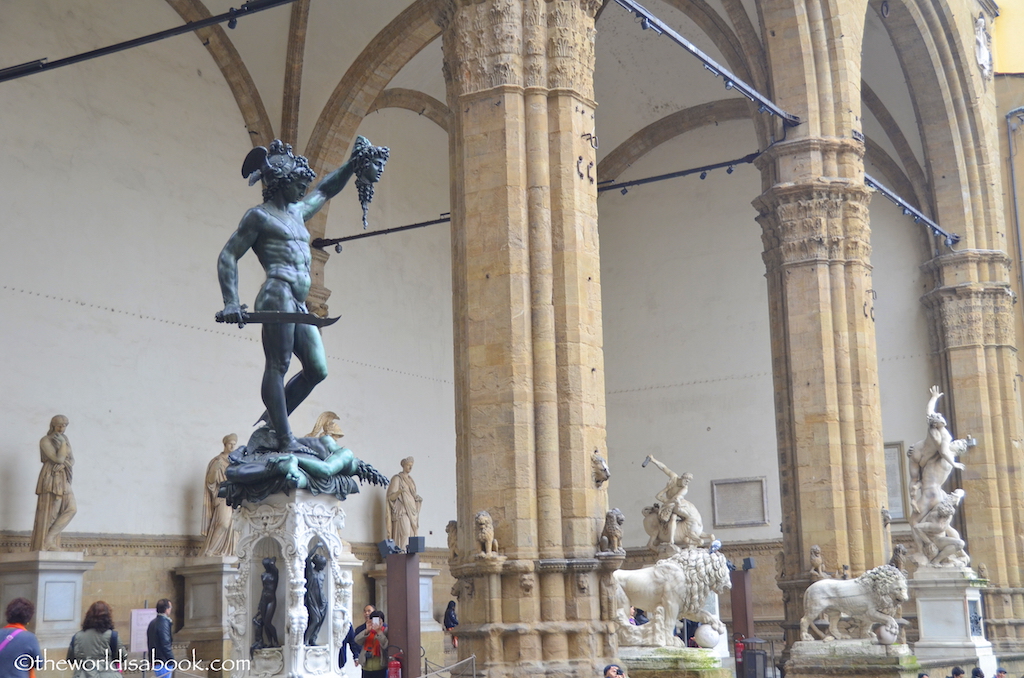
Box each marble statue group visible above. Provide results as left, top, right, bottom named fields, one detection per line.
left=907, top=386, right=974, bottom=568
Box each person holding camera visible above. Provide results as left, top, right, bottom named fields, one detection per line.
left=603, top=664, right=625, bottom=677
left=353, top=610, right=388, bottom=678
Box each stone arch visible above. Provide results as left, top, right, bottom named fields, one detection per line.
left=163, top=0, right=275, bottom=146
left=297, top=0, right=442, bottom=313
left=304, top=0, right=441, bottom=174
left=596, top=98, right=754, bottom=183
left=861, top=80, right=931, bottom=213
left=629, top=0, right=772, bottom=146
left=368, top=88, right=453, bottom=134
left=865, top=0, right=994, bottom=248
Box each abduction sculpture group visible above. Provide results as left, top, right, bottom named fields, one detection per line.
left=906, top=386, right=974, bottom=568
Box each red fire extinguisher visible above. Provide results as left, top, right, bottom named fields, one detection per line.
left=387, top=652, right=402, bottom=678
left=734, top=635, right=745, bottom=666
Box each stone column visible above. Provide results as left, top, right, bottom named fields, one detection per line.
left=436, top=0, right=608, bottom=675
left=753, top=140, right=889, bottom=649
left=921, top=251, right=1024, bottom=650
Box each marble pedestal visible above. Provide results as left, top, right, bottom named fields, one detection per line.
left=616, top=594, right=727, bottom=656
left=226, top=491, right=361, bottom=678
left=0, top=551, right=95, bottom=649
left=909, top=566, right=996, bottom=674
left=175, top=556, right=239, bottom=677
left=618, top=645, right=732, bottom=678
left=784, top=639, right=920, bottom=678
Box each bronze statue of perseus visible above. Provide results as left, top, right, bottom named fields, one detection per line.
left=217, top=137, right=389, bottom=452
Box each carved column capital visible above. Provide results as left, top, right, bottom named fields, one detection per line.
left=921, top=281, right=1015, bottom=351
left=436, top=0, right=596, bottom=101
left=753, top=182, right=873, bottom=269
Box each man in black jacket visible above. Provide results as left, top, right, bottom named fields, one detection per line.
left=147, top=599, right=174, bottom=678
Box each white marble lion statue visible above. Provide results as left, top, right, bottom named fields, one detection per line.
left=799, top=564, right=907, bottom=642
left=613, top=546, right=731, bottom=641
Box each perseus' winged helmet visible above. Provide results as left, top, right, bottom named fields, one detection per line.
left=241, top=140, right=317, bottom=202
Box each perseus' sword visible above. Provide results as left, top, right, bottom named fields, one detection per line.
left=215, top=308, right=340, bottom=329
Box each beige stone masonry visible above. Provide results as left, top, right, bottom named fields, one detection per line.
left=438, top=1, right=608, bottom=674
left=753, top=169, right=888, bottom=648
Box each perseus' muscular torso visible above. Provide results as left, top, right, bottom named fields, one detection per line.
left=219, top=203, right=313, bottom=310
left=248, top=206, right=313, bottom=308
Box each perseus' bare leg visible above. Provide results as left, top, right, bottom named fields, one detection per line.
left=261, top=321, right=296, bottom=445
left=282, top=323, right=328, bottom=414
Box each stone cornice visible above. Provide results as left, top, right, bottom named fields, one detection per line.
left=0, top=532, right=452, bottom=565
left=753, top=136, right=866, bottom=171
left=920, top=248, right=1012, bottom=275
left=0, top=532, right=203, bottom=558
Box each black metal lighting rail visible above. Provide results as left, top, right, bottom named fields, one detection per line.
left=865, top=173, right=961, bottom=249
left=610, top=0, right=801, bottom=128
left=597, top=152, right=759, bottom=194
left=312, top=214, right=452, bottom=253
left=0, top=0, right=296, bottom=85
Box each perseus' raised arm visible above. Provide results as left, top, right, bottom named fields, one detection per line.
left=300, top=160, right=356, bottom=221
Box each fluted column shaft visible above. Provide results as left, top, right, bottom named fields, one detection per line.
left=437, top=1, right=608, bottom=674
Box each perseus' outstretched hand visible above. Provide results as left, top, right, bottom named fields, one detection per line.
left=355, top=460, right=389, bottom=486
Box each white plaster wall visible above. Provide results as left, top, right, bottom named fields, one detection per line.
left=600, top=123, right=937, bottom=550
left=599, top=119, right=781, bottom=547
left=867, top=158, right=940, bottom=526
left=0, top=0, right=257, bottom=536
left=0, top=0, right=455, bottom=547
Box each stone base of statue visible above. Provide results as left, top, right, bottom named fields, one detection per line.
left=226, top=490, right=360, bottom=678
left=909, top=566, right=996, bottom=674
left=175, top=556, right=239, bottom=678
left=618, top=645, right=732, bottom=678
left=368, top=560, right=445, bottom=667
left=784, top=639, right=920, bottom=678
left=0, top=551, right=95, bottom=649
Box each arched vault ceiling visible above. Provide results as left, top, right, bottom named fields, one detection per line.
left=164, top=0, right=274, bottom=146
left=598, top=98, right=754, bottom=182
left=147, top=0, right=937, bottom=225
left=595, top=0, right=747, bottom=160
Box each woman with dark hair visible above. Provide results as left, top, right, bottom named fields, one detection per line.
left=1, top=598, right=41, bottom=678
left=353, top=610, right=388, bottom=678
left=68, top=601, right=125, bottom=678
left=443, top=600, right=459, bottom=648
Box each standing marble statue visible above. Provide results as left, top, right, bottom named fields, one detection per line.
left=30, top=415, right=77, bottom=551
left=907, top=386, right=973, bottom=567
left=217, top=137, right=388, bottom=453
left=386, top=457, right=422, bottom=551
left=201, top=433, right=238, bottom=557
